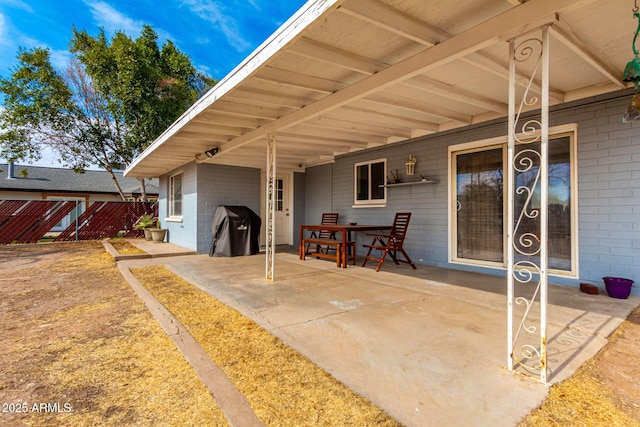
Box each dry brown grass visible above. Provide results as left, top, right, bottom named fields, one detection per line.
left=519, top=307, right=640, bottom=427
left=132, top=265, right=402, bottom=426
left=0, top=242, right=227, bottom=426
left=520, top=369, right=635, bottom=426
left=108, top=238, right=147, bottom=255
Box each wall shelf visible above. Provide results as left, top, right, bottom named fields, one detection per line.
left=381, top=179, right=439, bottom=188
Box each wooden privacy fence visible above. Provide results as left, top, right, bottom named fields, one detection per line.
left=0, top=200, right=158, bottom=244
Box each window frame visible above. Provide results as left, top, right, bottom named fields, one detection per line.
left=168, top=172, right=184, bottom=220
left=448, top=124, right=578, bottom=277
left=353, top=158, right=387, bottom=207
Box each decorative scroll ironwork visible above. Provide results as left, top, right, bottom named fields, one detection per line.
left=507, top=28, right=550, bottom=384
left=265, top=134, right=276, bottom=280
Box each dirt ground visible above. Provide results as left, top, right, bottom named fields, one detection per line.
left=520, top=304, right=640, bottom=426
left=0, top=241, right=399, bottom=426
left=1, top=241, right=639, bottom=426
left=0, top=242, right=227, bottom=426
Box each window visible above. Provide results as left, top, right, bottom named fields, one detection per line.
left=169, top=173, right=183, bottom=218
left=276, top=178, right=284, bottom=211
left=451, top=128, right=577, bottom=275
left=354, top=159, right=386, bottom=206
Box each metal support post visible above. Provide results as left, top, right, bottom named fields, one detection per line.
left=507, top=26, right=550, bottom=384
left=265, top=134, right=276, bottom=281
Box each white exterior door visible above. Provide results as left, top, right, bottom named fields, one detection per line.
left=274, top=176, right=291, bottom=245
left=261, top=174, right=292, bottom=246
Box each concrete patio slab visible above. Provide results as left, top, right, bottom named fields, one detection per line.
left=118, top=249, right=639, bottom=427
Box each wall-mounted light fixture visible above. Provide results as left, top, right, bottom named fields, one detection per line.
left=623, top=2, right=640, bottom=122
left=205, top=147, right=220, bottom=158
left=405, top=154, right=417, bottom=176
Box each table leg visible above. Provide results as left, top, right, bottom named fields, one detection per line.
left=299, top=226, right=304, bottom=260
left=341, top=231, right=347, bottom=268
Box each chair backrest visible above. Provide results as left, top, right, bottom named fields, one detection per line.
left=390, top=212, right=411, bottom=243
left=321, top=213, right=339, bottom=225
left=319, top=213, right=339, bottom=239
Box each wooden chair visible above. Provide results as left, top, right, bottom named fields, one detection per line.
left=361, top=212, right=417, bottom=272
left=304, top=212, right=339, bottom=256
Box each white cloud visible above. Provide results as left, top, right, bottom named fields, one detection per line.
left=83, top=0, right=143, bottom=37
left=0, top=13, right=7, bottom=46
left=197, top=64, right=211, bottom=74
left=180, top=0, right=251, bottom=52
left=82, top=1, right=175, bottom=49
left=246, top=0, right=260, bottom=12
left=49, top=49, right=73, bottom=71
left=0, top=13, right=38, bottom=70
left=0, top=13, right=70, bottom=72
left=0, top=0, right=34, bottom=13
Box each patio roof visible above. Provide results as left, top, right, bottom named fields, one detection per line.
left=125, top=0, right=632, bottom=178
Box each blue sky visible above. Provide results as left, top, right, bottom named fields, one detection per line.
left=0, top=0, right=306, bottom=78
left=0, top=0, right=306, bottom=166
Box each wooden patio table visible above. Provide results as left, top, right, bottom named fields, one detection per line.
left=299, top=223, right=392, bottom=268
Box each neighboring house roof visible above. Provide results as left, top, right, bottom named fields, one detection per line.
left=125, top=0, right=632, bottom=178
left=0, top=163, right=159, bottom=195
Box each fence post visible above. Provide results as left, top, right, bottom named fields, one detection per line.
left=75, top=200, right=79, bottom=242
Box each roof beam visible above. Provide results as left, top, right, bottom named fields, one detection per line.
left=549, top=23, right=626, bottom=89
left=337, top=0, right=449, bottom=45
left=275, top=130, right=375, bottom=147
left=226, top=87, right=320, bottom=109
left=200, top=149, right=311, bottom=167
left=305, top=116, right=412, bottom=139
left=184, top=122, right=246, bottom=137
left=403, top=76, right=509, bottom=114
left=458, top=47, right=565, bottom=102
left=196, top=112, right=265, bottom=128
left=336, top=105, right=440, bottom=132
left=253, top=66, right=346, bottom=94
left=211, top=100, right=287, bottom=120
left=275, top=140, right=353, bottom=155
left=289, top=123, right=387, bottom=144
left=172, top=133, right=228, bottom=143
left=365, top=93, right=472, bottom=123
left=289, top=37, right=387, bottom=74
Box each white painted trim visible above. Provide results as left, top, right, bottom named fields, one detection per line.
left=353, top=158, right=387, bottom=206
left=164, top=217, right=183, bottom=223
left=448, top=142, right=505, bottom=267
left=168, top=172, right=184, bottom=219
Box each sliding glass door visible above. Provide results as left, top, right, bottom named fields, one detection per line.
left=452, top=133, right=574, bottom=274
left=455, top=146, right=504, bottom=263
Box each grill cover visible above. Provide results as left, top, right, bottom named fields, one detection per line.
left=209, top=205, right=261, bottom=257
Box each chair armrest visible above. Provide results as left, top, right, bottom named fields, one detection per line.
left=365, top=233, right=391, bottom=238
